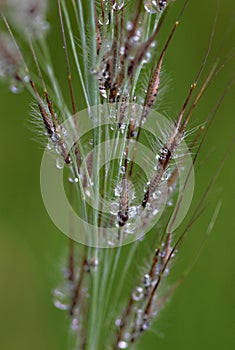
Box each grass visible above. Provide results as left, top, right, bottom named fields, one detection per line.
left=0, top=1, right=234, bottom=350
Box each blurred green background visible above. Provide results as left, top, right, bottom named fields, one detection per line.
left=0, top=1, right=234, bottom=349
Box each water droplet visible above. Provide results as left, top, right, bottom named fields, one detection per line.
left=146, top=202, right=152, bottom=211
left=120, top=166, right=125, bottom=174
left=119, top=124, right=126, bottom=134
left=112, top=1, right=124, bottom=11
left=124, top=332, right=130, bottom=340
left=136, top=308, right=143, bottom=327
left=109, top=114, right=116, bottom=120
left=114, top=184, right=122, bottom=197
left=144, top=1, right=157, bottom=14
left=93, top=258, right=99, bottom=267
left=143, top=185, right=148, bottom=192
left=131, top=130, right=137, bottom=137
left=141, top=321, right=149, bottom=331
left=144, top=274, right=151, bottom=287
left=132, top=286, right=144, bottom=301
left=23, top=74, right=30, bottom=83
left=126, top=21, right=133, bottom=31
left=41, top=20, right=50, bottom=32
left=120, top=46, right=125, bottom=55
left=144, top=0, right=167, bottom=14
left=68, top=176, right=79, bottom=183
left=152, top=191, right=159, bottom=200
left=89, top=138, right=93, bottom=145
left=90, top=68, right=98, bottom=75
left=129, top=206, right=137, bottom=218
left=61, top=127, right=68, bottom=138
left=164, top=267, right=170, bottom=276
left=51, top=132, right=60, bottom=143
left=85, top=189, right=91, bottom=198
left=110, top=202, right=119, bottom=215
left=10, top=84, right=22, bottom=94
left=99, top=86, right=108, bottom=98
left=98, top=16, right=110, bottom=26
left=118, top=340, right=128, bottom=349
left=52, top=288, right=69, bottom=311
left=125, top=222, right=136, bottom=234
left=56, top=158, right=64, bottom=169
left=143, top=52, right=151, bottom=64
left=131, top=35, right=140, bottom=44
left=55, top=146, right=61, bottom=154
left=71, top=318, right=79, bottom=331
left=141, top=117, right=146, bottom=126
left=115, top=318, right=122, bottom=327
left=152, top=208, right=159, bottom=215
left=47, top=142, right=52, bottom=150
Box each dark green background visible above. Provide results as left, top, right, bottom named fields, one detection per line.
left=0, top=1, right=234, bottom=349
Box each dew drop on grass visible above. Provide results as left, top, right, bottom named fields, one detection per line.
left=85, top=189, right=91, bottom=198
left=112, top=1, right=124, bottom=11
left=23, top=74, right=30, bottom=83
left=110, top=202, right=119, bottom=215
left=51, top=132, right=61, bottom=143
left=10, top=84, right=22, bottom=94
left=115, top=318, right=122, bottom=327
left=120, top=166, right=125, bottom=174
left=167, top=199, right=173, bottom=206
left=118, top=340, right=128, bottom=349
left=126, top=21, right=133, bottom=31
left=68, top=176, right=79, bottom=183
left=61, top=127, right=68, bottom=138
left=56, top=157, right=64, bottom=169
left=53, top=288, right=69, bottom=310
left=144, top=1, right=167, bottom=13
left=142, top=321, right=149, bottom=331
left=55, top=146, right=61, bottom=154
left=90, top=68, right=98, bottom=75
left=98, top=16, right=110, bottom=26
left=144, top=0, right=158, bottom=14
left=143, top=52, right=151, bottom=64
left=109, top=114, right=116, bottom=120
left=125, top=222, right=136, bottom=234
left=128, top=206, right=137, bottom=218
left=141, top=117, right=146, bottom=126
left=41, top=20, right=50, bottom=32
left=152, top=208, right=159, bottom=215
left=120, top=125, right=126, bottom=134
left=47, top=142, right=52, bottom=150
left=114, top=184, right=121, bottom=197
left=146, top=202, right=152, bottom=211
left=132, top=286, right=144, bottom=301
left=71, top=318, right=79, bottom=331
left=144, top=274, right=151, bottom=287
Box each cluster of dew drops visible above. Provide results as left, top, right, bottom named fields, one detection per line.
left=98, top=0, right=168, bottom=18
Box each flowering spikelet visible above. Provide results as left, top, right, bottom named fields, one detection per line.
left=1, top=0, right=48, bottom=37
left=0, top=33, right=21, bottom=79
